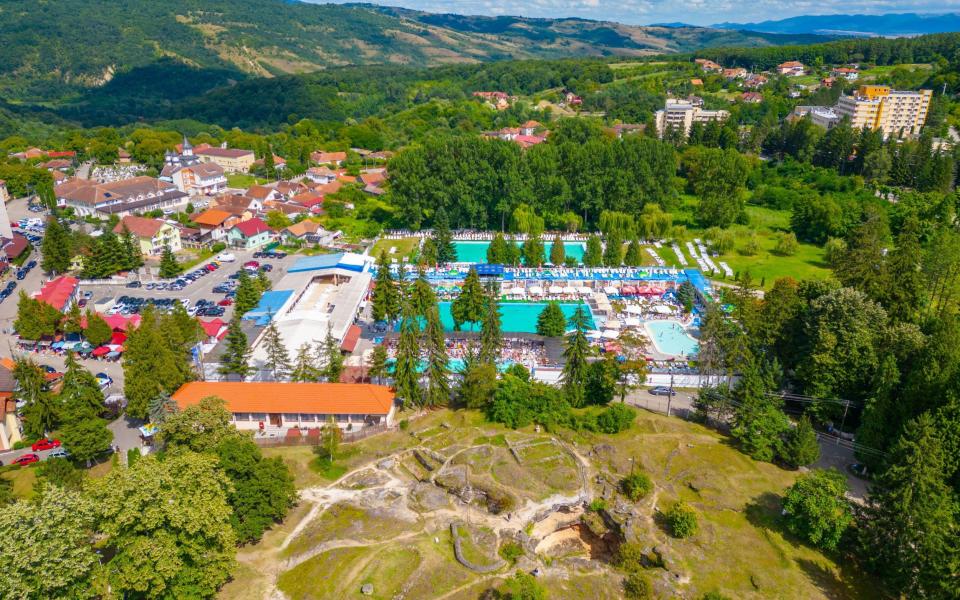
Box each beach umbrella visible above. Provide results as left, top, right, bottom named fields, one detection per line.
left=624, top=317, right=641, bottom=327
left=548, top=285, right=563, bottom=295
left=510, top=286, right=526, bottom=296
left=562, top=285, right=577, bottom=295
left=529, top=286, right=544, bottom=295
left=603, top=285, right=618, bottom=295
left=91, top=346, right=110, bottom=357
left=625, top=305, right=642, bottom=315
left=601, top=329, right=620, bottom=339
left=577, top=286, right=592, bottom=295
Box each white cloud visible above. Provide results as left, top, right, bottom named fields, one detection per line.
left=311, top=0, right=960, bottom=26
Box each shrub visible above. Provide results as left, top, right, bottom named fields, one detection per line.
left=774, top=232, right=799, bottom=256
left=741, top=234, right=762, bottom=256
left=595, top=403, right=636, bottom=434
left=399, top=419, right=410, bottom=431
left=623, top=571, right=652, bottom=599
left=127, top=448, right=140, bottom=467
left=211, top=241, right=227, bottom=253
left=621, top=472, right=653, bottom=501
left=589, top=498, right=608, bottom=512
left=501, top=571, right=546, bottom=600
left=616, top=542, right=646, bottom=571
left=666, top=502, right=698, bottom=538
left=701, top=591, right=733, bottom=600
left=498, top=540, right=524, bottom=564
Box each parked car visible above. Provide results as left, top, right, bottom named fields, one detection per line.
left=243, top=260, right=260, bottom=269
left=217, top=298, right=233, bottom=306
left=78, top=299, right=88, bottom=308
left=48, top=447, right=71, bottom=459
left=13, top=454, right=40, bottom=466
left=259, top=264, right=274, bottom=272
left=26, top=260, right=37, bottom=270
left=216, top=253, right=236, bottom=263
left=648, top=386, right=677, bottom=397
left=126, top=281, right=142, bottom=288
left=31, top=438, right=62, bottom=451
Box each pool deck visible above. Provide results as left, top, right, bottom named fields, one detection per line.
left=643, top=319, right=699, bottom=360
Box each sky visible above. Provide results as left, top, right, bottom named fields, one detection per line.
left=314, top=0, right=960, bottom=26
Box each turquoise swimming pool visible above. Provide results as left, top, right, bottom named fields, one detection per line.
left=645, top=320, right=699, bottom=357
left=452, top=241, right=585, bottom=264
left=437, top=301, right=594, bottom=333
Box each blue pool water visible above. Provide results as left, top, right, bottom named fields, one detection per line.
left=396, top=302, right=594, bottom=333
left=386, top=358, right=515, bottom=374
left=452, top=241, right=586, bottom=265
left=645, top=320, right=699, bottom=357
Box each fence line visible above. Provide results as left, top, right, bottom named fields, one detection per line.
left=252, top=424, right=391, bottom=447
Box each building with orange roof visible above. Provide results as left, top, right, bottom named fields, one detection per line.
left=192, top=209, right=234, bottom=243
left=35, top=276, right=79, bottom=311
left=113, top=215, right=181, bottom=255
left=171, top=382, right=397, bottom=432
left=311, top=151, right=347, bottom=166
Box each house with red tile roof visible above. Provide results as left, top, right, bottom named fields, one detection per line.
left=113, top=215, right=181, bottom=255
left=740, top=92, right=764, bottom=103
left=311, top=151, right=347, bottom=166
left=35, top=276, right=79, bottom=311
left=777, top=61, right=806, bottom=76
left=226, top=217, right=273, bottom=250
left=171, top=382, right=397, bottom=432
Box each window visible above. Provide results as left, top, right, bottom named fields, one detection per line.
left=252, top=413, right=267, bottom=422
left=300, top=413, right=317, bottom=423
left=283, top=413, right=300, bottom=423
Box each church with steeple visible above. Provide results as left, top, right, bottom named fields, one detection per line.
left=163, top=135, right=202, bottom=170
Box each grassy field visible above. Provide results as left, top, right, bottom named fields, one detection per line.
left=225, top=174, right=269, bottom=188
left=370, top=236, right=419, bottom=260
left=240, top=409, right=879, bottom=600
left=0, top=466, right=37, bottom=500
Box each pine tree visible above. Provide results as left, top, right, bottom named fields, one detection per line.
left=859, top=414, right=960, bottom=599
left=263, top=147, right=276, bottom=179
left=479, top=292, right=502, bottom=365
left=261, top=321, right=291, bottom=381
left=158, top=245, right=182, bottom=279
left=368, top=343, right=389, bottom=385
left=603, top=234, right=623, bottom=266
left=218, top=316, right=252, bottom=380
left=583, top=235, right=603, bottom=267
left=487, top=233, right=510, bottom=264
left=322, top=332, right=344, bottom=382
left=433, top=206, right=456, bottom=264
left=59, top=352, right=105, bottom=420
left=781, top=415, right=821, bottom=468
left=119, top=225, right=143, bottom=271
left=63, top=302, right=83, bottom=335
left=624, top=238, right=643, bottom=267
left=291, top=343, right=321, bottom=382
left=522, top=236, right=545, bottom=267
left=419, top=237, right=438, bottom=265
left=450, top=267, right=485, bottom=330
left=41, top=216, right=72, bottom=275
left=371, top=251, right=400, bottom=323
left=148, top=391, right=178, bottom=425
left=410, top=267, right=436, bottom=317
left=424, top=305, right=450, bottom=407
left=562, top=305, right=593, bottom=407
left=549, top=233, right=566, bottom=265
left=234, top=269, right=261, bottom=316
left=256, top=269, right=272, bottom=293
left=536, top=302, right=567, bottom=337
left=394, top=301, right=422, bottom=408
left=15, top=358, right=57, bottom=438
left=82, top=310, right=112, bottom=347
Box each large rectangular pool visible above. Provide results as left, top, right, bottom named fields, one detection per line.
left=452, top=241, right=585, bottom=265
left=436, top=301, right=594, bottom=333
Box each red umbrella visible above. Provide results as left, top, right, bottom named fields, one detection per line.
left=110, top=332, right=127, bottom=345
left=91, top=346, right=110, bottom=357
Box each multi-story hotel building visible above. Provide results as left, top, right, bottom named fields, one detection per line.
left=836, top=85, right=932, bottom=138
left=655, top=99, right=730, bottom=138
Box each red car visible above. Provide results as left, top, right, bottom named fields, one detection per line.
left=243, top=261, right=260, bottom=270
left=13, top=453, right=39, bottom=466
left=31, top=438, right=61, bottom=452
left=218, top=298, right=234, bottom=306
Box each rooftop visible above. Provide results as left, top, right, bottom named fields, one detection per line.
left=172, top=382, right=395, bottom=415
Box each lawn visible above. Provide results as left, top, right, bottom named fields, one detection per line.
left=370, top=236, right=419, bottom=260
left=1, top=466, right=37, bottom=500
left=225, top=174, right=269, bottom=188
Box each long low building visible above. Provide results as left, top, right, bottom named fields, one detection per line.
left=172, top=381, right=396, bottom=433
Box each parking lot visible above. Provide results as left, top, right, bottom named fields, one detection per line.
left=80, top=249, right=300, bottom=324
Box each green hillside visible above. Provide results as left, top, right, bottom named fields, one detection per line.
left=0, top=0, right=830, bottom=104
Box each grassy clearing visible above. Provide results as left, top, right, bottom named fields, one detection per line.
left=225, top=174, right=269, bottom=188
left=277, top=546, right=369, bottom=599
left=1, top=466, right=37, bottom=500
left=370, top=236, right=419, bottom=259
left=283, top=502, right=421, bottom=558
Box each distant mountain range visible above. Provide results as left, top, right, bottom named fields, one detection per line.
left=0, top=0, right=830, bottom=104
left=713, top=12, right=960, bottom=37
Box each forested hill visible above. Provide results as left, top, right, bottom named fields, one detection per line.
left=0, top=0, right=829, bottom=104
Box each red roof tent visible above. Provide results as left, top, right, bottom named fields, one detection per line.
left=340, top=325, right=362, bottom=353
left=232, top=218, right=272, bottom=238
left=36, top=276, right=79, bottom=311
left=91, top=346, right=111, bottom=357
left=200, top=318, right=228, bottom=340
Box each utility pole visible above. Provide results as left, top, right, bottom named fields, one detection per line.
left=666, top=373, right=674, bottom=417
left=837, top=398, right=850, bottom=446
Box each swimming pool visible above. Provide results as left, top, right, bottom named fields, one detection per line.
left=452, top=241, right=586, bottom=265
left=435, top=301, right=595, bottom=333
left=645, top=320, right=699, bottom=357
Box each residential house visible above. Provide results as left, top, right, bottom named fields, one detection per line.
left=166, top=162, right=227, bottom=197
left=609, top=124, right=644, bottom=138
left=269, top=202, right=307, bottom=219
left=55, top=176, right=189, bottom=218
left=305, top=166, right=338, bottom=185
left=722, top=68, right=747, bottom=80
left=195, top=146, right=256, bottom=173
left=192, top=209, right=234, bottom=243
left=563, top=91, right=583, bottom=106
left=311, top=151, right=347, bottom=166
left=0, top=358, right=22, bottom=451
left=520, top=121, right=542, bottom=136
left=290, top=191, right=326, bottom=215
left=0, top=180, right=8, bottom=203
left=171, top=382, right=397, bottom=433
left=820, top=77, right=836, bottom=89
left=831, top=67, right=859, bottom=81
left=740, top=92, right=764, bottom=103
left=690, top=78, right=704, bottom=87
left=694, top=58, right=723, bottom=73
left=777, top=61, right=806, bottom=76
left=39, top=159, right=73, bottom=172
left=227, top=218, right=274, bottom=250
left=2, top=234, right=28, bottom=261
left=113, top=215, right=182, bottom=256
left=281, top=220, right=339, bottom=246
left=274, top=181, right=309, bottom=200
left=214, top=193, right=262, bottom=216
left=743, top=74, right=768, bottom=89
left=514, top=135, right=547, bottom=149
left=246, top=185, right=282, bottom=204
left=117, top=148, right=132, bottom=164
left=35, top=276, right=79, bottom=311
left=11, top=147, right=45, bottom=160
left=472, top=91, right=513, bottom=110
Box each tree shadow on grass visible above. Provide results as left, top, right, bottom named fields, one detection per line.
left=795, top=557, right=884, bottom=600
left=743, top=491, right=783, bottom=532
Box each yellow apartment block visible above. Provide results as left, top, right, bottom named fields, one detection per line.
left=836, top=85, right=932, bottom=138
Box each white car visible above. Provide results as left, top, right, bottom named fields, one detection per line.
left=217, top=253, right=236, bottom=263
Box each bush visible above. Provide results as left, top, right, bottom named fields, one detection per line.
left=589, top=498, right=608, bottom=512
left=127, top=448, right=140, bottom=467
left=701, top=591, right=733, bottom=600
left=616, top=542, right=646, bottom=571
left=666, top=502, right=698, bottom=538
left=741, top=234, right=762, bottom=256
left=623, top=571, right=653, bottom=599
left=12, top=440, right=31, bottom=450
left=399, top=419, right=410, bottom=431
left=621, top=471, right=653, bottom=501
left=501, top=571, right=546, bottom=600
left=211, top=242, right=227, bottom=253
left=595, top=403, right=636, bottom=434
left=774, top=232, right=799, bottom=256
left=498, top=540, right=524, bottom=564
